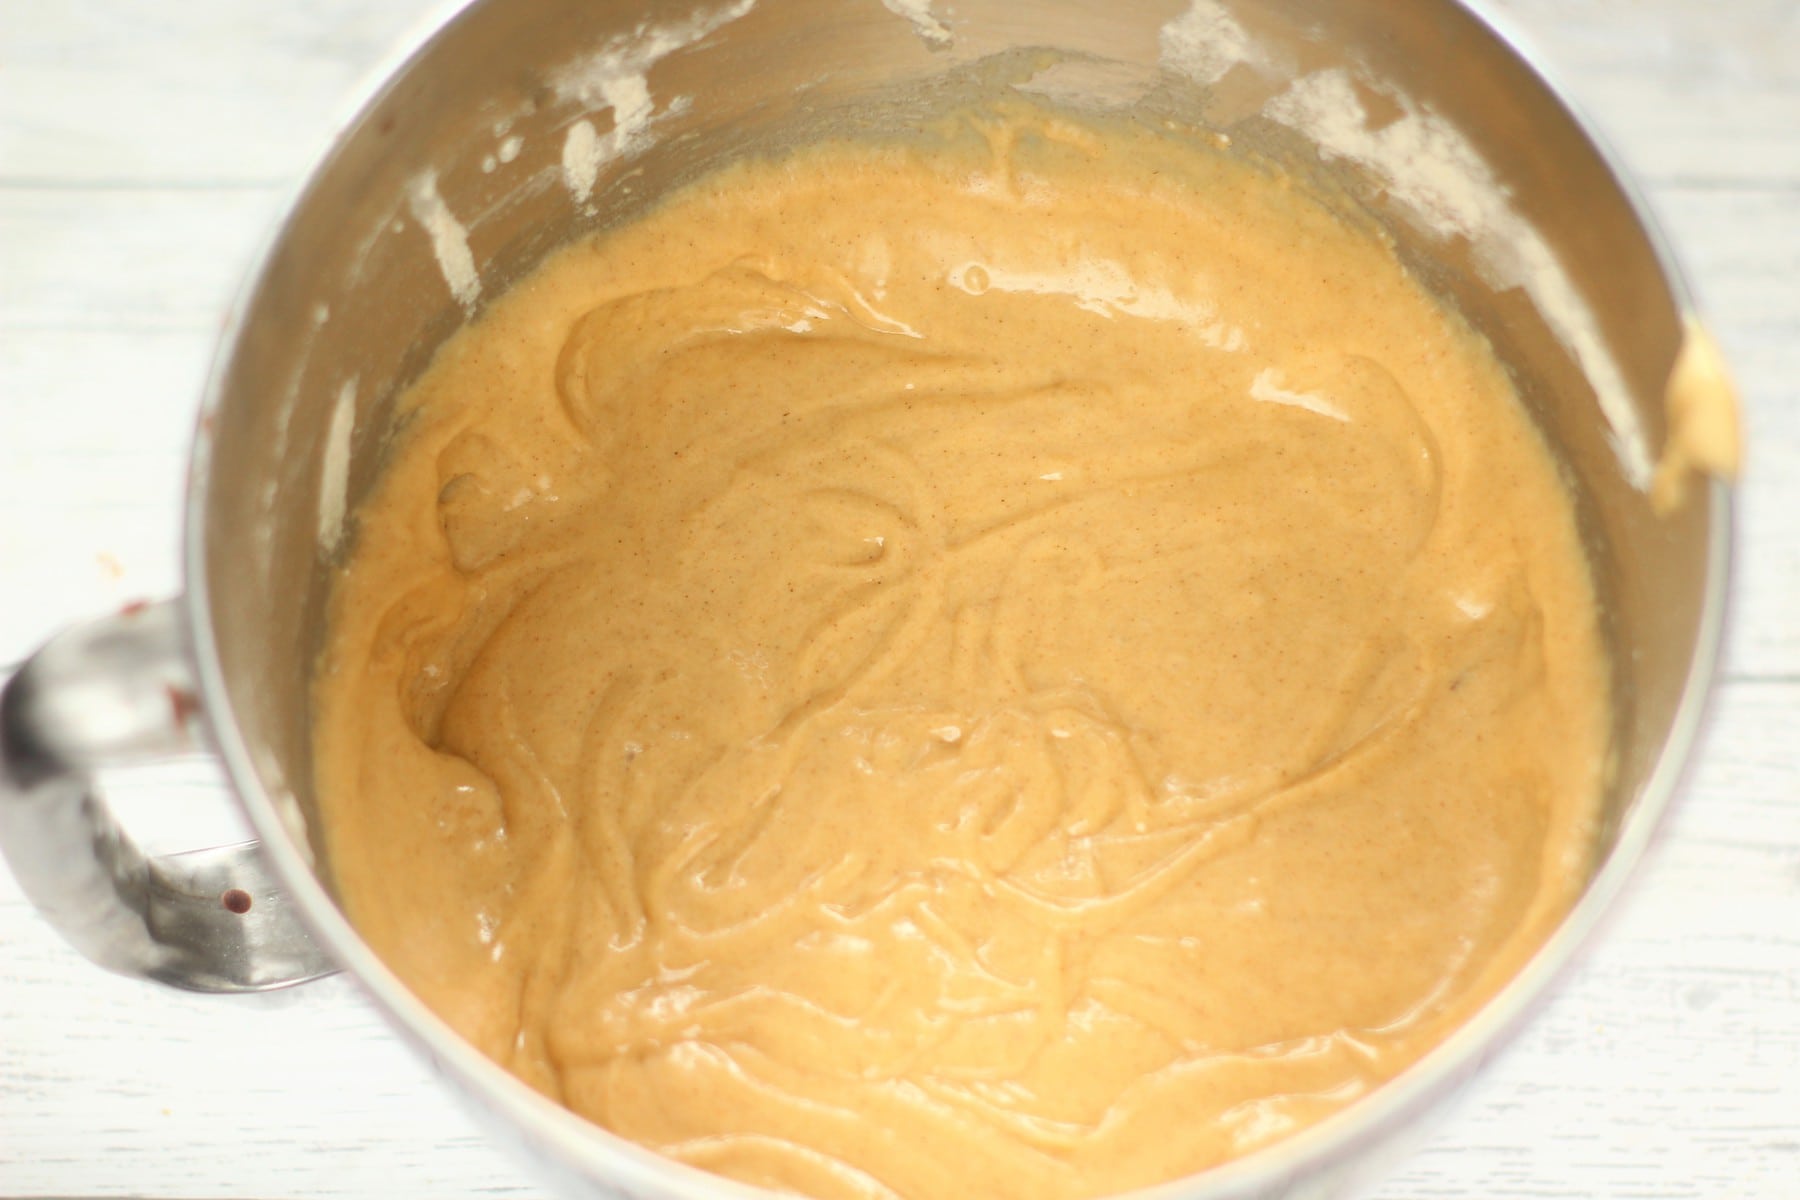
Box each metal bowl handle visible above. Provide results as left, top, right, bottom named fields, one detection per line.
left=0, top=599, right=337, bottom=993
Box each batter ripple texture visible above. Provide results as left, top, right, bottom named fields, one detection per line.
left=314, top=107, right=1609, bottom=1200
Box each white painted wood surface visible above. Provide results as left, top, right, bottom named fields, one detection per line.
left=2, top=1, right=1796, bottom=1196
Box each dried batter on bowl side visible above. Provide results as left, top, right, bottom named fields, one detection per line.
left=313, top=104, right=1609, bottom=1200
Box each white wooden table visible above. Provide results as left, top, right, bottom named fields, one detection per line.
left=2, top=1, right=1795, bottom=1196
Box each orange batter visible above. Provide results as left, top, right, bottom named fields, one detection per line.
left=313, top=106, right=1609, bottom=1199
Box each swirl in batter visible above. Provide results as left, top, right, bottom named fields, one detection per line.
left=314, top=108, right=1609, bottom=1199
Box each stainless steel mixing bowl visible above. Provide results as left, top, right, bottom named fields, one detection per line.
left=0, top=1, right=1731, bottom=1196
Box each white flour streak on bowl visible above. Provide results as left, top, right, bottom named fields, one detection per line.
left=318, top=377, right=358, bottom=557
left=561, top=118, right=604, bottom=207
left=1159, top=0, right=1256, bottom=85
left=881, top=0, right=953, bottom=47
left=1264, top=68, right=1654, bottom=488
left=405, top=171, right=482, bottom=313
left=549, top=0, right=756, bottom=207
